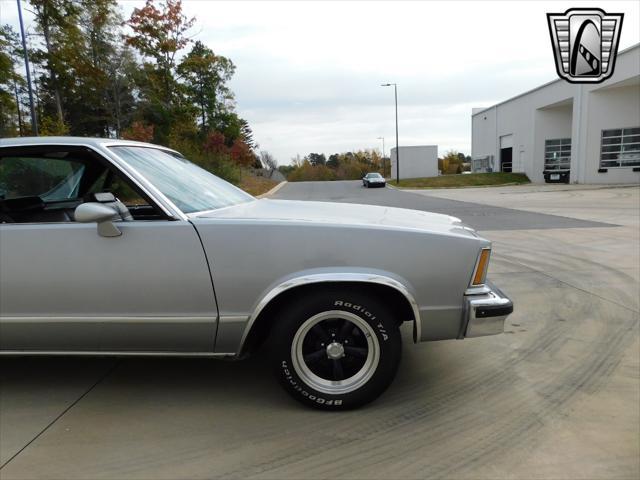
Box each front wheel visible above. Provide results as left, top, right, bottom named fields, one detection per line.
left=270, top=289, right=402, bottom=410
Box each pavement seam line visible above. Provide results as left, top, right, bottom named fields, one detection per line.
left=0, top=360, right=121, bottom=471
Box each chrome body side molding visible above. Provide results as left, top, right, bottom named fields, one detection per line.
left=0, top=351, right=235, bottom=357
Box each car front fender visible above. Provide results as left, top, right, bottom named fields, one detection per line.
left=234, top=270, right=421, bottom=355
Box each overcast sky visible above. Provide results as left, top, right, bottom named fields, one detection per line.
left=1, top=0, right=639, bottom=164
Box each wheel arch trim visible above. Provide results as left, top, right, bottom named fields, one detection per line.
left=238, top=272, right=421, bottom=353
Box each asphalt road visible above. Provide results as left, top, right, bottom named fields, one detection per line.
left=272, top=180, right=612, bottom=230
left=1, top=183, right=638, bottom=479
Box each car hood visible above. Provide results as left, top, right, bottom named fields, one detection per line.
left=192, top=199, right=477, bottom=237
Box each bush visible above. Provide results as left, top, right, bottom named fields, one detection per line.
left=286, top=149, right=385, bottom=181
left=288, top=162, right=336, bottom=182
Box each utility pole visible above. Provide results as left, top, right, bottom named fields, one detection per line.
left=17, top=0, right=38, bottom=135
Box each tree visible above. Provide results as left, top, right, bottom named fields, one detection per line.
left=122, top=121, right=154, bottom=142
left=260, top=151, right=278, bottom=177
left=204, top=131, right=227, bottom=155
left=178, top=40, right=235, bottom=133
left=239, top=118, right=256, bottom=150
left=29, top=0, right=83, bottom=128
left=440, top=150, right=464, bottom=174
left=126, top=0, right=196, bottom=142
left=286, top=149, right=385, bottom=182
left=307, top=152, right=326, bottom=166
left=67, top=0, right=127, bottom=136
left=0, top=25, right=25, bottom=137
left=291, top=154, right=304, bottom=167
left=105, top=45, right=137, bottom=137
left=278, top=164, right=295, bottom=177
left=126, top=0, right=194, bottom=105
left=4, top=0, right=260, bottom=189
left=230, top=139, right=257, bottom=168
left=327, top=153, right=340, bottom=169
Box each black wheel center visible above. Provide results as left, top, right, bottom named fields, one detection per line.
left=302, top=318, right=369, bottom=381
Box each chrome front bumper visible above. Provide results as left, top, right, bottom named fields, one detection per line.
left=463, top=281, right=513, bottom=338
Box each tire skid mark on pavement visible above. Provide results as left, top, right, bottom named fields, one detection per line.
left=216, top=313, right=567, bottom=475
left=216, top=278, right=565, bottom=477
left=248, top=304, right=636, bottom=479
left=217, top=331, right=551, bottom=476
left=218, top=251, right=638, bottom=479
left=432, top=313, right=637, bottom=478
left=489, top=225, right=639, bottom=311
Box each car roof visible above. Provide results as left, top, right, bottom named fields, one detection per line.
left=0, top=136, right=172, bottom=151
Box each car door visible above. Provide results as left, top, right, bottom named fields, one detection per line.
left=0, top=146, right=218, bottom=353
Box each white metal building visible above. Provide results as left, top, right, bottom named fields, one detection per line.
left=390, top=145, right=438, bottom=179
left=471, top=43, right=640, bottom=184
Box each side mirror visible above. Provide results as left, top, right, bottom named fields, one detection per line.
left=74, top=202, right=121, bottom=237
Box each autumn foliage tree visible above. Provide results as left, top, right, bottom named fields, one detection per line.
left=122, top=121, right=154, bottom=142
left=126, top=0, right=194, bottom=105
left=286, top=149, right=386, bottom=182
left=4, top=0, right=261, bottom=185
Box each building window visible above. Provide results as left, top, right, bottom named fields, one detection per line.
left=600, top=127, right=640, bottom=168
left=544, top=138, right=571, bottom=171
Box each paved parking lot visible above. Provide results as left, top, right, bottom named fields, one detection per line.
left=272, top=180, right=613, bottom=230
left=1, top=182, right=638, bottom=479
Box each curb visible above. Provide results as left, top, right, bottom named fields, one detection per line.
left=397, top=182, right=528, bottom=190
left=258, top=181, right=288, bottom=198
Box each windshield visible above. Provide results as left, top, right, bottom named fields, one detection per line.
left=110, top=146, right=254, bottom=214
left=368, top=173, right=382, bottom=178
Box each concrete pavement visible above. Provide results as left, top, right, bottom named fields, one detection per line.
left=1, top=182, right=638, bottom=479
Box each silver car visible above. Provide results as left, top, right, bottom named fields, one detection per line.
left=362, top=172, right=386, bottom=188
left=0, top=137, right=513, bottom=409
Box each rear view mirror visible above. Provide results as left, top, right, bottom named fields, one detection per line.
left=74, top=202, right=121, bottom=237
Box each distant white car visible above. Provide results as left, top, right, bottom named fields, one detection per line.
left=362, top=172, right=386, bottom=188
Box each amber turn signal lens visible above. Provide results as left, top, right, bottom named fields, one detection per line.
left=472, top=248, right=491, bottom=286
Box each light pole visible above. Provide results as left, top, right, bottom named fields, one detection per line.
left=381, top=83, right=399, bottom=184
left=376, top=136, right=385, bottom=177
left=16, top=0, right=38, bottom=135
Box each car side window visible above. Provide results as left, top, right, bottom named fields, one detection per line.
left=0, top=148, right=165, bottom=224
left=0, top=155, right=84, bottom=201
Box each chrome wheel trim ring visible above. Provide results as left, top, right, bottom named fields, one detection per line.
left=291, top=310, right=380, bottom=395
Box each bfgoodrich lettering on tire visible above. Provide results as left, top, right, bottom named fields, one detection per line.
left=270, top=288, right=402, bottom=409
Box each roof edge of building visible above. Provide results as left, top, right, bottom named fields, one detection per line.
left=390, top=145, right=438, bottom=149
left=471, top=42, right=640, bottom=118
